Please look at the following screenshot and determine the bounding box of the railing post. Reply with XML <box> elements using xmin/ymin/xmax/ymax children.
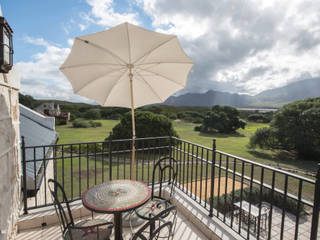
<box><xmin>109</xmin><ymin>132</ymin><xmax>112</xmax><ymax>181</ymax></box>
<box><xmin>310</xmin><ymin>163</ymin><xmax>320</xmax><ymax>240</ymax></box>
<box><xmin>209</xmin><ymin>139</ymin><xmax>216</xmax><ymax>217</ymax></box>
<box><xmin>21</xmin><ymin>136</ymin><xmax>28</xmax><ymax>214</ymax></box>
<box><xmin>169</xmin><ymin>134</ymin><xmax>172</xmax><ymax>160</ymax></box>
<box><xmin>168</xmin><ymin>135</ymin><xmax>173</xmax><ymax>184</ymax></box>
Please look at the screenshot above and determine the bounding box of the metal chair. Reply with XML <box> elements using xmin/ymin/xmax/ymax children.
<box><xmin>260</xmin><ymin>202</ymin><xmax>271</xmax><ymax>232</ymax></box>
<box><xmin>132</xmin><ymin>205</ymin><xmax>177</xmax><ymax>240</ymax></box>
<box><xmin>48</xmin><ymin>179</ymin><xmax>113</xmax><ymax>240</ymax></box>
<box><xmin>135</xmin><ymin>157</ymin><xmax>177</xmax><ymax>220</ymax></box>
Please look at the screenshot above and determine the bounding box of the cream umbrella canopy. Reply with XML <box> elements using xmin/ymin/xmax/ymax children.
<box><xmin>60</xmin><ymin>22</ymin><xmax>193</xmax><ymax>179</ymax></box>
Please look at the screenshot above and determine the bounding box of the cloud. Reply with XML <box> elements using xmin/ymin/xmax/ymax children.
<box><xmin>18</xmin><ymin>0</ymin><xmax>320</xmax><ymax>103</ymax></box>
<box><xmin>79</xmin><ymin>23</ymin><xmax>87</xmax><ymax>31</ymax></box>
<box><xmin>67</xmin><ymin>38</ymin><xmax>74</xmax><ymax>46</ymax></box>
<box><xmin>138</xmin><ymin>0</ymin><xmax>320</xmax><ymax>95</ymax></box>
<box><xmin>16</xmin><ymin>37</ymin><xmax>92</xmax><ymax>103</ymax></box>
<box><xmin>84</xmin><ymin>0</ymin><xmax>140</xmax><ymax>27</ymax></box>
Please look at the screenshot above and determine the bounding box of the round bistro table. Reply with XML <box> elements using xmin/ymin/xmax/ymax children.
<box><xmin>82</xmin><ymin>179</ymin><xmax>151</xmax><ymax>240</ymax></box>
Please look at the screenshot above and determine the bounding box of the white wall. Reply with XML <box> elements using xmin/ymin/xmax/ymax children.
<box><xmin>0</xmin><ymin>67</ymin><xmax>21</xmax><ymax>240</ymax></box>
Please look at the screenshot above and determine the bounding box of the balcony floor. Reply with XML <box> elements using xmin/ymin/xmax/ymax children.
<box><xmin>16</xmin><ymin>211</ymin><xmax>207</xmax><ymax>240</ymax></box>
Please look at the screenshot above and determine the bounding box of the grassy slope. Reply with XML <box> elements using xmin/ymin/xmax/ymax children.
<box><xmin>174</xmin><ymin>121</ymin><xmax>318</xmax><ymax>173</ymax></box>
<box><xmin>56</xmin><ymin>119</ymin><xmax>317</xmax><ymax>201</ymax></box>
<box><xmin>56</xmin><ymin>120</ymin><xmax>317</xmax><ymax>173</ymax></box>
<box><xmin>56</xmin><ymin>120</ymin><xmax>119</xmax><ymax>144</ymax></box>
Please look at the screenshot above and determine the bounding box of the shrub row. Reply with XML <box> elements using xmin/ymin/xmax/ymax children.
<box><xmin>72</xmin><ymin>120</ymin><xmax>102</xmax><ymax>128</ymax></box>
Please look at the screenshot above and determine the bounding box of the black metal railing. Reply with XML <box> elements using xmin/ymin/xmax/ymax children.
<box><xmin>171</xmin><ymin>137</ymin><xmax>320</xmax><ymax>240</ymax></box>
<box><xmin>21</xmin><ymin>136</ymin><xmax>171</xmax><ymax>211</ymax></box>
<box><xmin>21</xmin><ymin>136</ymin><xmax>320</xmax><ymax>240</ymax></box>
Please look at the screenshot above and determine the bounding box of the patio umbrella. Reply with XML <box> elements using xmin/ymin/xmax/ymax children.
<box><xmin>60</xmin><ymin>22</ymin><xmax>193</xmax><ymax>179</ymax></box>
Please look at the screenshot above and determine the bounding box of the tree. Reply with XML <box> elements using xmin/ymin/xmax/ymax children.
<box><xmin>84</xmin><ymin>109</ymin><xmax>101</xmax><ymax>119</ymax></box>
<box><xmin>200</xmin><ymin>105</ymin><xmax>246</xmax><ymax>133</ymax></box>
<box><xmin>250</xmin><ymin>98</ymin><xmax>320</xmax><ymax>159</ymax></box>
<box><xmin>19</xmin><ymin>93</ymin><xmax>36</xmax><ymax>109</ymax></box>
<box><xmin>108</xmin><ymin>111</ymin><xmax>179</xmax><ymax>140</ymax></box>
<box><xmin>248</xmin><ymin>114</ymin><xmax>270</xmax><ymax>123</ymax></box>
<box><xmin>249</xmin><ymin>127</ymin><xmax>278</xmax><ymax>149</ymax></box>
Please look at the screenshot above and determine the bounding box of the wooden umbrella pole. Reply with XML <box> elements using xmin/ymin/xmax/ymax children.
<box><xmin>129</xmin><ymin>68</ymin><xmax>136</xmax><ymax>180</ymax></box>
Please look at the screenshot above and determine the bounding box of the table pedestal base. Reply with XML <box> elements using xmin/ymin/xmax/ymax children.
<box><xmin>114</xmin><ymin>213</ymin><xmax>123</xmax><ymax>240</ymax></box>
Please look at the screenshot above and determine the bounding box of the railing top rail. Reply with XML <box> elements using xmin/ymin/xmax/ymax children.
<box><xmin>215</xmin><ymin>149</ymin><xmax>316</xmax><ymax>184</ymax></box>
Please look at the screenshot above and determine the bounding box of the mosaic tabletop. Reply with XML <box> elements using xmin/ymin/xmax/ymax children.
<box><xmin>82</xmin><ymin>180</ymin><xmax>151</xmax><ymax>213</ymax></box>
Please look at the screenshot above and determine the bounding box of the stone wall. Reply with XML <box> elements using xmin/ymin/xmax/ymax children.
<box><xmin>0</xmin><ymin>67</ymin><xmax>21</xmax><ymax>240</ymax></box>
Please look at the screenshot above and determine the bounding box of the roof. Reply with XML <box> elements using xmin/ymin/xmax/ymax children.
<box><xmin>20</xmin><ymin>104</ymin><xmax>58</xmax><ymax>191</ymax></box>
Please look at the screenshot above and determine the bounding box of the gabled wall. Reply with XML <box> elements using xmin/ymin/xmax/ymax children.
<box><xmin>0</xmin><ymin>67</ymin><xmax>21</xmax><ymax>240</ymax></box>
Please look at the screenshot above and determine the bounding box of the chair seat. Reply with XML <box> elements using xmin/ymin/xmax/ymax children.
<box><xmin>64</xmin><ymin>219</ymin><xmax>112</xmax><ymax>240</ymax></box>
<box><xmin>75</xmin><ymin>218</ymin><xmax>110</xmax><ymax>228</ymax></box>
<box><xmin>135</xmin><ymin>198</ymin><xmax>171</xmax><ymax>220</ymax></box>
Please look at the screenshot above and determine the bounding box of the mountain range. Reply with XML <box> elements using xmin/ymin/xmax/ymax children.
<box><xmin>164</xmin><ymin>78</ymin><xmax>320</xmax><ymax>108</ymax></box>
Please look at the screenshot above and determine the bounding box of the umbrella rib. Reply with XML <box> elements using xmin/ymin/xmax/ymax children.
<box><xmin>74</xmin><ymin>67</ymin><xmax>127</xmax><ymax>93</ymax></box>
<box><xmin>135</xmin><ymin>67</ymin><xmax>186</xmax><ymax>88</ymax></box>
<box><xmin>133</xmin><ymin>70</ymin><xmax>164</xmax><ymax>102</ymax></box>
<box><xmin>133</xmin><ymin>36</ymin><xmax>176</xmax><ymax>65</ymax></box>
<box><xmin>135</xmin><ymin>61</ymin><xmax>194</xmax><ymax>66</ymax></box>
<box><xmin>126</xmin><ymin>22</ymin><xmax>132</xmax><ymax>64</ymax></box>
<box><xmin>103</xmin><ymin>70</ymin><xmax>128</xmax><ymax>106</ymax></box>
<box><xmin>60</xmin><ymin>62</ymin><xmax>125</xmax><ymax>70</ymax></box>
<box><xmin>77</xmin><ymin>37</ymin><xmax>128</xmax><ymax>65</ymax></box>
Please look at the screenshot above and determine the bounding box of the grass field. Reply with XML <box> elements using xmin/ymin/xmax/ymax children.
<box><xmin>53</xmin><ymin>119</ymin><xmax>318</xmax><ymax>204</ymax></box>
<box><xmin>56</xmin><ymin>119</ymin><xmax>119</xmax><ymax>144</ymax></box>
<box><xmin>56</xmin><ymin>119</ymin><xmax>318</xmax><ymax>174</ymax></box>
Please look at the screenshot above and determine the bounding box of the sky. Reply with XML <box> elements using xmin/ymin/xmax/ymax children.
<box><xmin>2</xmin><ymin>0</ymin><xmax>320</xmax><ymax>103</ymax></box>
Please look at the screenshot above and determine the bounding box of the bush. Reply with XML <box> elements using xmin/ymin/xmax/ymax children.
<box><xmin>194</xmin><ymin>126</ymin><xmax>201</xmax><ymax>131</ymax></box>
<box><xmin>200</xmin><ymin>105</ymin><xmax>246</xmax><ymax>133</ymax></box>
<box><xmin>72</xmin><ymin>120</ymin><xmax>102</xmax><ymax>128</ymax></box>
<box><xmin>164</xmin><ymin>112</ymin><xmax>177</xmax><ymax>120</ymax></box>
<box><xmin>249</xmin><ymin>127</ymin><xmax>278</xmax><ymax>149</ymax></box>
<box><xmin>84</xmin><ymin>109</ymin><xmax>101</xmax><ymax>119</ymax></box>
<box><xmin>69</xmin><ymin>113</ymin><xmax>76</xmax><ymax>121</ymax></box>
<box><xmin>106</xmin><ymin>111</ymin><xmax>179</xmax><ymax>148</ymax></box>
<box><xmin>248</xmin><ymin>114</ymin><xmax>270</xmax><ymax>123</ymax></box>
<box><xmin>19</xmin><ymin>93</ymin><xmax>36</xmax><ymax>109</ymax></box>
<box><xmin>89</xmin><ymin>121</ymin><xmax>102</xmax><ymax>128</ymax></box>
<box><xmin>177</xmin><ymin>112</ymin><xmax>186</xmax><ymax>119</ymax></box>
<box><xmin>72</xmin><ymin>120</ymin><xmax>91</xmax><ymax>128</ymax></box>
<box><xmin>101</xmin><ymin>107</ymin><xmax>129</xmax><ymax>119</ymax></box>
<box><xmin>250</xmin><ymin>98</ymin><xmax>320</xmax><ymax>159</ymax></box>
<box><xmin>55</xmin><ymin>118</ymin><xmax>67</xmax><ymax>126</ymax></box>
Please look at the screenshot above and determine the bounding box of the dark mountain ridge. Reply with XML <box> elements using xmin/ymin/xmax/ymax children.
<box><xmin>164</xmin><ymin>78</ymin><xmax>320</xmax><ymax>108</ymax></box>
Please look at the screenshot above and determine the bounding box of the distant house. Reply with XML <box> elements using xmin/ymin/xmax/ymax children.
<box><xmin>35</xmin><ymin>102</ymin><xmax>70</xmax><ymax>122</ymax></box>
<box><xmin>20</xmin><ymin>104</ymin><xmax>58</xmax><ymax>206</ymax></box>
<box><xmin>35</xmin><ymin>102</ymin><xmax>61</xmax><ymax>116</ymax></box>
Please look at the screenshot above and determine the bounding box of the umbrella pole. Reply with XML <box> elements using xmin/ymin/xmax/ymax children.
<box><xmin>129</xmin><ymin>69</ymin><xmax>136</xmax><ymax>180</ymax></box>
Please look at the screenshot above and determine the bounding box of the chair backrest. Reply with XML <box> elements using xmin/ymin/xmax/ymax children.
<box><xmin>132</xmin><ymin>205</ymin><xmax>177</xmax><ymax>240</ymax></box>
<box><xmin>151</xmin><ymin>157</ymin><xmax>178</xmax><ymax>200</ymax></box>
<box><xmin>261</xmin><ymin>202</ymin><xmax>271</xmax><ymax>216</ymax></box>
<box><xmin>48</xmin><ymin>179</ymin><xmax>74</xmax><ymax>235</ymax></box>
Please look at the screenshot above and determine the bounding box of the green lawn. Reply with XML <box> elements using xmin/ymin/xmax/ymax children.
<box><xmin>56</xmin><ymin>119</ymin><xmax>119</xmax><ymax>144</ymax></box>
<box><xmin>56</xmin><ymin>119</ymin><xmax>317</xmax><ymax>174</ymax></box>
<box><xmin>174</xmin><ymin>121</ymin><xmax>318</xmax><ymax>174</ymax></box>
<box><xmin>55</xmin><ymin>119</ymin><xmax>317</xmax><ymax>202</ymax></box>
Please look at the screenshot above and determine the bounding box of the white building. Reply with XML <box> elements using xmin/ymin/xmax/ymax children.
<box><xmin>20</xmin><ymin>104</ymin><xmax>58</xmax><ymax>207</ymax></box>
